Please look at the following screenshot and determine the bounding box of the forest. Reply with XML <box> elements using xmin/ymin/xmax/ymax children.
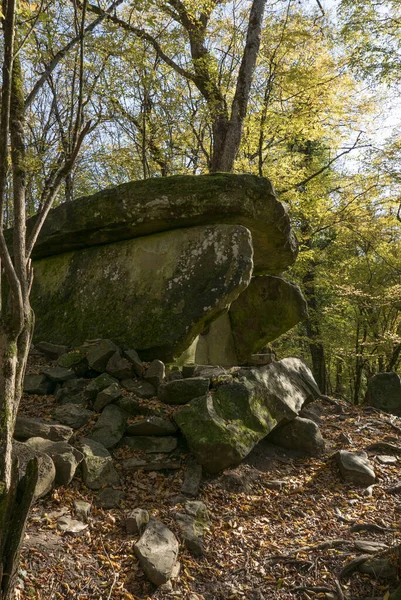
<box><xmin>1</xmin><ymin>1</ymin><xmax>401</xmax><ymax>599</ymax></box>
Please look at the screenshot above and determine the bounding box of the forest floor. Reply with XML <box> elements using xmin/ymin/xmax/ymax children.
<box><xmin>16</xmin><ymin>359</ymin><xmax>401</xmax><ymax>600</ymax></box>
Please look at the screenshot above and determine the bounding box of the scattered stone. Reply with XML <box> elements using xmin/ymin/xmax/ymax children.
<box><xmin>377</xmin><ymin>455</ymin><xmax>397</xmax><ymax>465</ymax></box>
<box><xmin>363</xmin><ymin>485</ymin><xmax>375</xmax><ymax>497</ymax></box>
<box><xmin>96</xmin><ymin>487</ymin><xmax>124</xmax><ymax>509</ymax></box>
<box><xmin>265</xmin><ymin>480</ymin><xmax>285</xmax><ymax>491</ymax></box>
<box><xmin>35</xmin><ymin>341</ymin><xmax>70</xmax><ymax>359</ymax></box>
<box><xmin>182</xmin><ymin>364</ymin><xmax>196</xmax><ymax>378</ymax></box>
<box><xmin>365</xmin><ymin>372</ymin><xmax>401</xmax><ymax>416</ymax></box>
<box><xmin>126</xmin><ymin>508</ymin><xmax>150</xmax><ymax>535</ymax></box>
<box><xmin>89</xmin><ymin>404</ymin><xmax>127</xmax><ymax>449</ymax></box>
<box><xmin>158</xmin><ymin>377</ymin><xmax>210</xmax><ymax>405</ymax></box>
<box><xmin>13</xmin><ymin>440</ymin><xmax>56</xmax><ymax>500</ymax></box>
<box><xmin>174</xmin><ymin>357</ymin><xmax>320</xmax><ymax>473</ymax></box>
<box><xmin>120</xmin><ymin>379</ymin><xmax>156</xmax><ymax>399</ymax></box>
<box><xmin>58</xmin><ymin>350</ymin><xmax>88</xmax><ymax>377</ymax></box>
<box><xmin>115</xmin><ymin>396</ymin><xmax>141</xmax><ymax>415</ymax></box>
<box><xmin>181</xmin><ymin>460</ymin><xmax>202</xmax><ymax>496</ymax></box>
<box><xmin>124</xmin><ymin>349</ymin><xmax>144</xmax><ymax>377</ymax></box>
<box><xmin>299</xmin><ymin>402</ymin><xmax>324</xmax><ymax>424</ymax></box>
<box><xmin>25</xmin><ymin>437</ymin><xmax>83</xmax><ymax>486</ymax></box>
<box><xmin>134</xmin><ymin>518</ymin><xmax>179</xmax><ymax>586</ymax></box>
<box><xmin>126</xmin><ymin>416</ymin><xmax>177</xmax><ymax>436</ymax></box>
<box><xmin>121</xmin><ymin>455</ymin><xmax>181</xmax><ymax>471</ymax></box>
<box><xmin>85</xmin><ymin>339</ymin><xmax>119</xmax><ymax>373</ymax></box>
<box><xmin>184</xmin><ymin>500</ymin><xmax>210</xmax><ymax>523</ymax></box>
<box><xmin>168</xmin><ymin>368</ymin><xmax>183</xmax><ymax>382</ymax></box>
<box><xmin>93</xmin><ymin>383</ymin><xmax>122</xmax><ymax>412</ymax></box>
<box><xmin>216</xmin><ymin>472</ymin><xmax>252</xmax><ymax>493</ymax></box>
<box><xmin>85</xmin><ymin>373</ymin><xmax>118</xmax><ymax>400</ymax></box>
<box><xmin>120</xmin><ymin>436</ymin><xmax>177</xmax><ymax>453</ymax></box>
<box><xmin>336</xmin><ymin>450</ymin><xmax>376</xmax><ymax>487</ymax></box>
<box><xmin>78</xmin><ymin>438</ymin><xmax>120</xmax><ymax>490</ymax></box>
<box><xmin>267</xmin><ymin>417</ymin><xmax>326</xmax><ymax>456</ymax></box>
<box><xmin>41</xmin><ymin>366</ymin><xmax>76</xmax><ymax>383</ymax></box>
<box><xmin>53</xmin><ymin>404</ymin><xmax>94</xmax><ymax>430</ymax></box>
<box><xmin>57</xmin><ymin>515</ymin><xmax>88</xmax><ymax>534</ymax></box>
<box><xmin>23</xmin><ymin>374</ymin><xmax>54</xmax><ymax>395</ymax></box>
<box><xmin>175</xmin><ymin>513</ymin><xmax>204</xmax><ymax>556</ymax></box>
<box><xmin>387</xmin><ymin>481</ymin><xmax>401</xmax><ymax>494</ymax></box>
<box><xmin>144</xmin><ymin>360</ymin><xmax>165</xmax><ymax>389</ymax></box>
<box><xmin>247</xmin><ymin>354</ymin><xmax>274</xmax><ymax>366</ymax></box>
<box><xmin>106</xmin><ymin>351</ymin><xmax>134</xmax><ymax>380</ymax></box>
<box><xmin>74</xmin><ymin>499</ymin><xmax>91</xmax><ymax>522</ymax></box>
<box><xmin>354</xmin><ymin>540</ymin><xmax>389</xmax><ymax>554</ymax></box>
<box><xmin>192</xmin><ymin>365</ymin><xmax>227</xmax><ymax>379</ymax></box>
<box><xmin>15</xmin><ymin>416</ymin><xmax>73</xmax><ymax>442</ymax></box>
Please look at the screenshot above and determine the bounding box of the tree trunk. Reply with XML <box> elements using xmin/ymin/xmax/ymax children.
<box><xmin>0</xmin><ymin>331</ymin><xmax>38</xmax><ymax>600</ymax></box>
<box><xmin>303</xmin><ymin>267</ymin><xmax>327</xmax><ymax>394</ymax></box>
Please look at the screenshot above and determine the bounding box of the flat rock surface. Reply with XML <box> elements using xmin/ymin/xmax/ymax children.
<box><xmin>32</xmin><ymin>224</ymin><xmax>253</xmax><ymax>361</ymax></box>
<box><xmin>25</xmin><ymin>173</ymin><xmax>297</xmax><ymax>274</ymax></box>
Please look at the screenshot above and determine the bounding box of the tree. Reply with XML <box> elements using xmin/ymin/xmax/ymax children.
<box><xmin>0</xmin><ymin>2</ymin><xmax>90</xmax><ymax>596</ymax></box>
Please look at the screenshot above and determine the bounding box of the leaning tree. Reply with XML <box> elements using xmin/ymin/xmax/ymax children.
<box><xmin>0</xmin><ymin>1</ymin><xmax>91</xmax><ymax>596</ymax></box>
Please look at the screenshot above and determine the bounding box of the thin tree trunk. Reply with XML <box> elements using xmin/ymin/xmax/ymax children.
<box><xmin>303</xmin><ymin>267</ymin><xmax>327</xmax><ymax>394</ymax></box>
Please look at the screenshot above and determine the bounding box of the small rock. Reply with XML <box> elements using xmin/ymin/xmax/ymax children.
<box><xmin>144</xmin><ymin>360</ymin><xmax>165</xmax><ymax>389</ymax></box>
<box><xmin>120</xmin><ymin>379</ymin><xmax>156</xmax><ymax>399</ymax></box>
<box><xmin>96</xmin><ymin>487</ymin><xmax>124</xmax><ymax>509</ymax></box>
<box><xmin>15</xmin><ymin>416</ymin><xmax>73</xmax><ymax>442</ymax></box>
<box><xmin>168</xmin><ymin>369</ymin><xmax>183</xmax><ymax>381</ymax></box>
<box><xmin>23</xmin><ymin>374</ymin><xmax>54</xmax><ymax>395</ymax></box>
<box><xmin>58</xmin><ymin>350</ymin><xmax>88</xmax><ymax>377</ymax></box>
<box><xmin>354</xmin><ymin>539</ymin><xmax>389</xmax><ymax>554</ymax></box>
<box><xmin>57</xmin><ymin>515</ymin><xmax>88</xmax><ymax>534</ymax></box>
<box><xmin>247</xmin><ymin>354</ymin><xmax>274</xmax><ymax>366</ymax></box>
<box><xmin>53</xmin><ymin>404</ymin><xmax>94</xmax><ymax>430</ymax></box>
<box><xmin>120</xmin><ymin>436</ymin><xmax>177</xmax><ymax>453</ymax></box>
<box><xmin>158</xmin><ymin>377</ymin><xmax>210</xmax><ymax>405</ymax></box>
<box><xmin>299</xmin><ymin>402</ymin><xmax>324</xmax><ymax>424</ymax></box>
<box><xmin>115</xmin><ymin>396</ymin><xmax>141</xmax><ymax>415</ymax></box>
<box><xmin>85</xmin><ymin>373</ymin><xmax>118</xmax><ymax>400</ymax></box>
<box><xmin>336</xmin><ymin>450</ymin><xmax>376</xmax><ymax>487</ymax></box>
<box><xmin>41</xmin><ymin>367</ymin><xmax>76</xmax><ymax>383</ymax></box>
<box><xmin>89</xmin><ymin>404</ymin><xmax>127</xmax><ymax>449</ymax></box>
<box><xmin>268</xmin><ymin>417</ymin><xmax>326</xmax><ymax>456</ymax></box>
<box><xmin>363</xmin><ymin>485</ymin><xmax>375</xmax><ymax>497</ymax></box>
<box><xmin>182</xmin><ymin>364</ymin><xmax>196</xmax><ymax>378</ymax></box>
<box><xmin>13</xmin><ymin>441</ymin><xmax>56</xmax><ymax>500</ymax></box>
<box><xmin>121</xmin><ymin>455</ymin><xmax>181</xmax><ymax>471</ymax></box>
<box><xmin>184</xmin><ymin>500</ymin><xmax>210</xmax><ymax>523</ymax></box>
<box><xmin>193</xmin><ymin>365</ymin><xmax>227</xmax><ymax>379</ymax></box>
<box><xmin>181</xmin><ymin>460</ymin><xmax>202</xmax><ymax>496</ymax></box>
<box><xmin>35</xmin><ymin>341</ymin><xmax>70</xmax><ymax>359</ymax></box>
<box><xmin>265</xmin><ymin>480</ymin><xmax>285</xmax><ymax>491</ymax></box>
<box><xmin>106</xmin><ymin>352</ymin><xmax>134</xmax><ymax>380</ymax></box>
<box><xmin>85</xmin><ymin>339</ymin><xmax>119</xmax><ymax>373</ymax></box>
<box><xmin>134</xmin><ymin>518</ymin><xmax>179</xmax><ymax>586</ymax></box>
<box><xmin>126</xmin><ymin>416</ymin><xmax>177</xmax><ymax>436</ymax></box>
<box><xmin>25</xmin><ymin>438</ymin><xmax>83</xmax><ymax>486</ymax></box>
<box><xmin>126</xmin><ymin>508</ymin><xmax>149</xmax><ymax>534</ymax></box>
<box><xmin>377</xmin><ymin>455</ymin><xmax>398</xmax><ymax>465</ymax></box>
<box><xmin>359</xmin><ymin>557</ymin><xmax>397</xmax><ymax>579</ymax></box>
<box><xmin>74</xmin><ymin>499</ymin><xmax>91</xmax><ymax>522</ymax></box>
<box><xmin>175</xmin><ymin>513</ymin><xmax>204</xmax><ymax>556</ymax></box>
<box><xmin>124</xmin><ymin>349</ymin><xmax>144</xmax><ymax>377</ymax></box>
<box><xmin>387</xmin><ymin>481</ymin><xmax>401</xmax><ymax>494</ymax></box>
<box><xmin>78</xmin><ymin>438</ymin><xmax>120</xmax><ymax>490</ymax></box>
<box><xmin>93</xmin><ymin>383</ymin><xmax>122</xmax><ymax>412</ymax></box>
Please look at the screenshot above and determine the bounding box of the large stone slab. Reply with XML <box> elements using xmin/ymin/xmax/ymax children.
<box><xmin>25</xmin><ymin>174</ymin><xmax>297</xmax><ymax>275</ymax></box>
<box><xmin>31</xmin><ymin>224</ymin><xmax>253</xmax><ymax>361</ymax></box>
<box><xmin>195</xmin><ymin>276</ymin><xmax>307</xmax><ymax>366</ymax></box>
<box><xmin>174</xmin><ymin>358</ymin><xmax>320</xmax><ymax>473</ymax></box>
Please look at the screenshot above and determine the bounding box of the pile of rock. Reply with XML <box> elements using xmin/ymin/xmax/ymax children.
<box><xmin>18</xmin><ymin>338</ymin><xmax>328</xmax><ymax>587</ymax></box>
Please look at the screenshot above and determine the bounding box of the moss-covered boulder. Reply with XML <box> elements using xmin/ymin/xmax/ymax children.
<box><xmin>194</xmin><ymin>276</ymin><xmax>307</xmax><ymax>366</ymax></box>
<box><xmin>174</xmin><ymin>358</ymin><xmax>320</xmax><ymax>472</ymax></box>
<box><xmin>31</xmin><ymin>224</ymin><xmax>253</xmax><ymax>361</ymax></box>
<box><xmin>229</xmin><ymin>276</ymin><xmax>307</xmax><ymax>363</ymax></box>
<box><xmin>25</xmin><ymin>174</ymin><xmax>297</xmax><ymax>275</ymax></box>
